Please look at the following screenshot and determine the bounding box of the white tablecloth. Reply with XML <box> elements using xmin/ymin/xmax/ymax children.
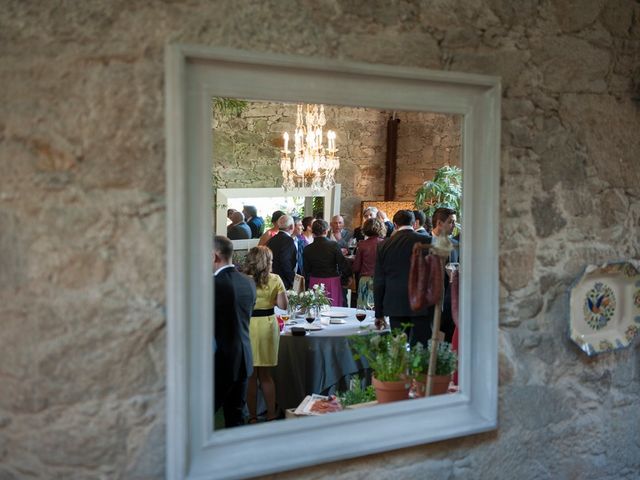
<box><xmin>276</xmin><ymin>306</ymin><xmax>385</xmax><ymax>337</ymax></box>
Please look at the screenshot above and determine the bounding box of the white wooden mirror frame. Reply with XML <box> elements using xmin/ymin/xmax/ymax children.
<box><xmin>165</xmin><ymin>45</ymin><xmax>500</xmax><ymax>480</ymax></box>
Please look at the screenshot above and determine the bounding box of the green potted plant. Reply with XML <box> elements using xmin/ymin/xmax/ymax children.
<box><xmin>414</xmin><ymin>165</ymin><xmax>462</xmax><ymax>222</ymax></box>
<box><xmin>410</xmin><ymin>340</ymin><xmax>457</xmax><ymax>396</ymax></box>
<box><xmin>350</xmin><ymin>329</ymin><xmax>412</xmax><ymax>403</ymax></box>
<box><xmin>337</xmin><ymin>376</ymin><xmax>377</xmax><ymax>408</ymax></box>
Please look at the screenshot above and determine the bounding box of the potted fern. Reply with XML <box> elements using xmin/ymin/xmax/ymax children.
<box><xmin>350</xmin><ymin>330</ymin><xmax>412</xmax><ymax>403</ymax></box>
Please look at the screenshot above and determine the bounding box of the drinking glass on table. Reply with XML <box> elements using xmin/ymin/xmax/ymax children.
<box><xmin>282</xmin><ymin>303</ymin><xmax>296</xmax><ymax>324</ymax></box>
<box><xmin>305</xmin><ymin>306</ymin><xmax>318</xmax><ymax>328</ymax></box>
<box><xmin>365</xmin><ymin>298</ymin><xmax>375</xmax><ymax>319</ymax></box>
<box><xmin>355</xmin><ymin>304</ymin><xmax>367</xmax><ymax>333</ymax></box>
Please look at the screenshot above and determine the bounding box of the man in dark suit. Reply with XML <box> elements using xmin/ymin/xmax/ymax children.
<box><xmin>431</xmin><ymin>207</ymin><xmax>459</xmax><ymax>343</ymax></box>
<box><xmin>213</xmin><ymin>235</ymin><xmax>256</xmax><ymax>428</ymax></box>
<box><xmin>374</xmin><ymin>210</ymin><xmax>432</xmax><ymax>346</ymax></box>
<box><xmin>266</xmin><ymin>214</ymin><xmax>297</xmax><ymax>290</ymax></box>
<box><xmin>242</xmin><ymin>205</ymin><xmax>264</xmax><ymax>239</ymax></box>
<box><xmin>412</xmin><ymin>210</ymin><xmax>429</xmax><ymax>235</ymax></box>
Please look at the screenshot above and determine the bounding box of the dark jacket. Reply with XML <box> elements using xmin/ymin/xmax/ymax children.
<box><xmin>352</xmin><ymin>236</ymin><xmax>383</xmax><ymax>277</ymax></box>
<box><xmin>214</xmin><ymin>267</ymin><xmax>256</xmax><ymax>385</ymax></box>
<box><xmin>246</xmin><ymin>216</ymin><xmax>264</xmax><ymax>239</ymax></box>
<box><xmin>227</xmin><ymin>222</ymin><xmax>251</xmax><ymax>240</ymax></box>
<box><xmin>303</xmin><ymin>236</ymin><xmax>351</xmax><ymax>284</ymax></box>
<box><xmin>266</xmin><ymin>231</ymin><xmax>297</xmax><ymax>290</ymax></box>
<box><xmin>374</xmin><ymin>228</ymin><xmax>431</xmax><ymax>318</ymax></box>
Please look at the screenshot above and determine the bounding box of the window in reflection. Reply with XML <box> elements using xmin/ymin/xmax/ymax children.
<box><xmin>212</xmin><ymin>99</ymin><xmax>462</xmax><ymax>430</ymax></box>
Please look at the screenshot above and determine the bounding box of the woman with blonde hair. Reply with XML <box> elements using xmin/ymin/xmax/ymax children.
<box><xmin>244</xmin><ymin>246</ymin><xmax>288</xmax><ymax>423</ymax></box>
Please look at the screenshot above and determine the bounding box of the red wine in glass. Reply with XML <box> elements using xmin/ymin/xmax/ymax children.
<box><xmin>355</xmin><ymin>308</ymin><xmax>366</xmax><ymax>332</ymax></box>
<box><xmin>305</xmin><ymin>315</ymin><xmax>315</xmax><ymax>325</ymax></box>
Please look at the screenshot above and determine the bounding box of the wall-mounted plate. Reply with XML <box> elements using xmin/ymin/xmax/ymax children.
<box><xmin>569</xmin><ymin>261</ymin><xmax>640</xmax><ymax>356</ymax></box>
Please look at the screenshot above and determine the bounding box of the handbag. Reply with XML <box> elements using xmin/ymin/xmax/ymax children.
<box><xmin>408</xmin><ymin>243</ymin><xmax>443</xmax><ymax>311</ymax></box>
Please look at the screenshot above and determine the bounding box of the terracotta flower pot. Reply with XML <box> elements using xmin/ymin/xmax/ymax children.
<box><xmin>371</xmin><ymin>375</ymin><xmax>411</xmax><ymax>403</ymax></box>
<box><xmin>412</xmin><ymin>374</ymin><xmax>451</xmax><ymax>397</ymax></box>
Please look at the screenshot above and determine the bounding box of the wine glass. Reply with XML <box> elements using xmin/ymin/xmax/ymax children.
<box><xmin>365</xmin><ymin>298</ymin><xmax>375</xmax><ymax>318</ymax></box>
<box><xmin>305</xmin><ymin>307</ymin><xmax>316</xmax><ymax>329</ymax></box>
<box><xmin>355</xmin><ymin>307</ymin><xmax>367</xmax><ymax>333</ymax></box>
<box><xmin>282</xmin><ymin>303</ymin><xmax>295</xmax><ymax>324</ymax></box>
<box><xmin>348</xmin><ymin>237</ymin><xmax>357</xmax><ymax>256</ymax></box>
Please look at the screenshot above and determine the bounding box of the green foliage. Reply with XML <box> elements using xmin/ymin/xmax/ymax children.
<box><xmin>212</xmin><ymin>97</ymin><xmax>248</xmax><ymax>117</ymax></box>
<box><xmin>350</xmin><ymin>329</ymin><xmax>410</xmax><ymax>382</ymax></box>
<box><xmin>337</xmin><ymin>376</ymin><xmax>376</xmax><ymax>407</ymax></box>
<box><xmin>410</xmin><ymin>340</ymin><xmax>457</xmax><ymax>376</ymax></box>
<box><xmin>312</xmin><ymin>196</ymin><xmax>325</xmax><ymax>218</ymax></box>
<box><xmin>232</xmin><ymin>250</ymin><xmax>247</xmax><ymax>268</ymax></box>
<box><xmin>414</xmin><ymin>165</ymin><xmax>462</xmax><ymax>220</ymax></box>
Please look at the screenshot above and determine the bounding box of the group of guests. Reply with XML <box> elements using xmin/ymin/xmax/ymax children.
<box><xmin>226</xmin><ymin>205</ymin><xmax>265</xmax><ymax>240</ymax></box>
<box><xmin>214</xmin><ymin>205</ymin><xmax>459</xmax><ymax>428</ymax></box>
<box><xmin>372</xmin><ymin>208</ymin><xmax>458</xmax><ymax>348</ymax></box>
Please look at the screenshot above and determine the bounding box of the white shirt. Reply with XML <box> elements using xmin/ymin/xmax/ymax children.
<box><xmin>214</xmin><ymin>264</ymin><xmax>235</xmax><ymax>276</ymax></box>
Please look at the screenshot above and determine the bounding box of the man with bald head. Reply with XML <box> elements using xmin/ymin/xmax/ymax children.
<box><xmin>328</xmin><ymin>214</ymin><xmax>352</xmax><ymax>252</ymax></box>
<box><xmin>227</xmin><ymin>211</ymin><xmax>251</xmax><ymax>240</ymax></box>
<box><xmin>266</xmin><ymin>214</ymin><xmax>298</xmax><ymax>289</ymax></box>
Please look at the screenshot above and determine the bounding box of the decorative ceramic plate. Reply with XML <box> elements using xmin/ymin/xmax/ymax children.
<box><xmin>569</xmin><ymin>261</ymin><xmax>640</xmax><ymax>356</ymax></box>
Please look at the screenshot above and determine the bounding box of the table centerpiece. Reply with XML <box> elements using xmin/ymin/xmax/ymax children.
<box><xmin>286</xmin><ymin>283</ymin><xmax>331</xmax><ymax>324</ymax></box>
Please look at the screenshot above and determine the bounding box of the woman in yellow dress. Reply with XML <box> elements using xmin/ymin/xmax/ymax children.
<box><xmin>244</xmin><ymin>246</ymin><xmax>288</xmax><ymax>423</ymax></box>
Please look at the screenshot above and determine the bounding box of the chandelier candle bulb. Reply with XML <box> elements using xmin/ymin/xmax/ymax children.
<box><xmin>280</xmin><ymin>103</ymin><xmax>339</xmax><ymax>191</ymax></box>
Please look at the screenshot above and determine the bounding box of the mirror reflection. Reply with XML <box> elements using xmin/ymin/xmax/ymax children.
<box><xmin>212</xmin><ymin>99</ymin><xmax>462</xmax><ymax>430</ymax></box>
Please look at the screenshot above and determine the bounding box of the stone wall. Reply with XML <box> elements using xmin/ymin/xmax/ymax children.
<box><xmin>214</xmin><ymin>102</ymin><xmax>460</xmax><ymax>227</ymax></box>
<box><xmin>1</xmin><ymin>1</ymin><xmax>639</xmax><ymax>479</ymax></box>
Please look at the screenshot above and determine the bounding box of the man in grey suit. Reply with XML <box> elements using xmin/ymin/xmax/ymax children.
<box><xmin>213</xmin><ymin>235</ymin><xmax>256</xmax><ymax>427</ymax></box>
<box><xmin>374</xmin><ymin>210</ymin><xmax>432</xmax><ymax>345</ymax></box>
<box><xmin>226</xmin><ymin>211</ymin><xmax>252</xmax><ymax>240</ymax></box>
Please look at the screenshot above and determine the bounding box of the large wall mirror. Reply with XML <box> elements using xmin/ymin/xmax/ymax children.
<box><xmin>165</xmin><ymin>45</ymin><xmax>500</xmax><ymax>479</ymax></box>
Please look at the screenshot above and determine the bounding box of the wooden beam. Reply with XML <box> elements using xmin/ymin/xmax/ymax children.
<box><xmin>384</xmin><ymin>116</ymin><xmax>400</xmax><ymax>201</ymax></box>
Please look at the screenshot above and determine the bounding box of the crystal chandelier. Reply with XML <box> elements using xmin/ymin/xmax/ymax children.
<box><xmin>280</xmin><ymin>104</ymin><xmax>339</xmax><ymax>191</ymax></box>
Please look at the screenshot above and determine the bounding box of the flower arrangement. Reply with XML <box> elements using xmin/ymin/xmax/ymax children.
<box><xmin>350</xmin><ymin>329</ymin><xmax>410</xmax><ymax>382</ymax></box>
<box><xmin>286</xmin><ymin>284</ymin><xmax>332</xmax><ymax>312</ymax></box>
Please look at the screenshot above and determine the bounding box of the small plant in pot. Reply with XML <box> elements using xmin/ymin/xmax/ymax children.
<box><xmin>336</xmin><ymin>376</ymin><xmax>376</xmax><ymax>408</ymax></box>
<box><xmin>410</xmin><ymin>340</ymin><xmax>457</xmax><ymax>397</ymax></box>
<box><xmin>350</xmin><ymin>329</ymin><xmax>412</xmax><ymax>403</ymax></box>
